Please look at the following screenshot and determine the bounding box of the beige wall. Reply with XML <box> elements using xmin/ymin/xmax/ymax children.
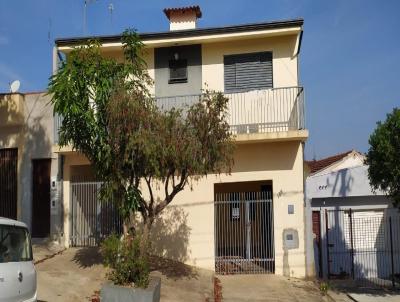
<box><xmin>149</xmin><ymin>140</ymin><xmax>306</xmax><ymax>277</ymax></box>
<box><xmin>61</xmin><ymin>140</ymin><xmax>307</xmax><ymax>277</ymax></box>
<box><xmin>98</xmin><ymin>47</ymin><xmax>155</xmax><ymax>95</ymax></box>
<box><xmin>0</xmin><ymin>93</ymin><xmax>56</xmax><ymax>231</ymax></box>
<box><xmin>99</xmin><ymin>34</ymin><xmax>298</xmax><ymax>95</ymax></box>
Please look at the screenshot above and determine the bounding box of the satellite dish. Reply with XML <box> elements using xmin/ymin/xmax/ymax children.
<box><xmin>10</xmin><ymin>80</ymin><xmax>20</xmax><ymax>93</ymax></box>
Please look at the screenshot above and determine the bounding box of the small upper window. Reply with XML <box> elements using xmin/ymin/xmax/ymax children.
<box><xmin>169</xmin><ymin>59</ymin><xmax>188</xmax><ymax>84</ymax></box>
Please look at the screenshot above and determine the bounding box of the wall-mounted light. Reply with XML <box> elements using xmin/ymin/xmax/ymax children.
<box><xmin>174</xmin><ymin>52</ymin><xmax>179</xmax><ymax>61</ymax></box>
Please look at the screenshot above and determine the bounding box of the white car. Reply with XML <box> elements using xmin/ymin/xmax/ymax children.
<box><xmin>0</xmin><ymin>217</ymin><xmax>37</xmax><ymax>302</ymax></box>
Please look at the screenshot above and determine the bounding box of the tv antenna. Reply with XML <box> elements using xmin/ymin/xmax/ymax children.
<box><xmin>9</xmin><ymin>80</ymin><xmax>21</xmax><ymax>93</ymax></box>
<box><xmin>108</xmin><ymin>2</ymin><xmax>114</xmax><ymax>27</ymax></box>
<box><xmin>83</xmin><ymin>0</ymin><xmax>97</xmax><ymax>34</ymax></box>
<box><xmin>48</xmin><ymin>18</ymin><xmax>52</xmax><ymax>44</ymax></box>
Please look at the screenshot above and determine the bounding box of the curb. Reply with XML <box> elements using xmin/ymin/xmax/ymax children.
<box><xmin>34</xmin><ymin>248</ymin><xmax>67</xmax><ymax>265</ymax></box>
<box><xmin>326</xmin><ymin>289</ymin><xmax>356</xmax><ymax>302</ymax></box>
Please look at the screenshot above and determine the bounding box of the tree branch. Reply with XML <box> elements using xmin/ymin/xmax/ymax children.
<box><xmin>155</xmin><ymin>169</ymin><xmax>187</xmax><ymax>215</ymax></box>
<box><xmin>145</xmin><ymin>176</ymin><xmax>154</xmax><ymax>212</ymax></box>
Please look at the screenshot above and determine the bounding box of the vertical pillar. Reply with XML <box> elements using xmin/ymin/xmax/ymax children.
<box><xmin>349</xmin><ymin>209</ymin><xmax>355</xmax><ymax>279</ymax></box>
<box><xmin>389</xmin><ymin>216</ymin><xmax>395</xmax><ymax>288</ymax></box>
<box><xmin>52</xmin><ymin>46</ymin><xmax>59</xmax><ymax>75</ymax></box>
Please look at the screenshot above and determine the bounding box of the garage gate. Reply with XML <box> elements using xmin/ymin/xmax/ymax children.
<box><xmin>214</xmin><ymin>191</ymin><xmax>274</xmax><ymax>274</ymax></box>
<box><xmin>0</xmin><ymin>148</ymin><xmax>17</xmax><ymax>219</ymax></box>
<box><xmin>315</xmin><ymin>209</ymin><xmax>400</xmax><ymax>288</ymax></box>
<box><xmin>70</xmin><ymin>181</ymin><xmax>122</xmax><ymax>246</ymax></box>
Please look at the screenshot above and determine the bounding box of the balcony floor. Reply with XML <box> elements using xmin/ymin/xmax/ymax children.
<box><xmin>235</xmin><ymin>129</ymin><xmax>308</xmax><ymax>144</ymax></box>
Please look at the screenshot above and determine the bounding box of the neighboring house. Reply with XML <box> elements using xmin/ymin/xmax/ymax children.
<box><xmin>305</xmin><ymin>150</ymin><xmax>365</xmax><ymax>177</ymax></box>
<box><xmin>52</xmin><ymin>6</ymin><xmax>309</xmax><ymax>277</ymax></box>
<box><xmin>304</xmin><ymin>150</ymin><xmax>400</xmax><ymax>287</ymax></box>
<box><xmin>0</xmin><ymin>92</ymin><xmax>62</xmax><ymax>240</ymax></box>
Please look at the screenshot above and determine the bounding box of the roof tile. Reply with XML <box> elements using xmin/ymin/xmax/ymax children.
<box><xmin>306</xmin><ymin>150</ymin><xmax>354</xmax><ymax>174</ymax></box>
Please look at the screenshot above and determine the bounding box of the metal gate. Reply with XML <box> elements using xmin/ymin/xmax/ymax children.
<box><xmin>70</xmin><ymin>181</ymin><xmax>122</xmax><ymax>246</ymax></box>
<box><xmin>0</xmin><ymin>148</ymin><xmax>18</xmax><ymax>219</ymax></box>
<box><xmin>324</xmin><ymin>209</ymin><xmax>400</xmax><ymax>288</ymax></box>
<box><xmin>214</xmin><ymin>191</ymin><xmax>274</xmax><ymax>274</ymax></box>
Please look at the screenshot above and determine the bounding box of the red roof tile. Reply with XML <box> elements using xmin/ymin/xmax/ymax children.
<box><xmin>306</xmin><ymin>150</ymin><xmax>354</xmax><ymax>174</ymax></box>
<box><xmin>163</xmin><ymin>6</ymin><xmax>202</xmax><ymax>19</ymax></box>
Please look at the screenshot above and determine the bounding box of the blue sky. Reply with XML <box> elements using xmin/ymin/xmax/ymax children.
<box><xmin>0</xmin><ymin>0</ymin><xmax>399</xmax><ymax>159</ymax></box>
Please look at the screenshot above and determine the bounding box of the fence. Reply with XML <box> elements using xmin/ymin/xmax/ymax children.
<box><xmin>54</xmin><ymin>87</ymin><xmax>305</xmax><ymax>144</ymax></box>
<box><xmin>70</xmin><ymin>181</ymin><xmax>122</xmax><ymax>247</ymax></box>
<box><xmin>319</xmin><ymin>208</ymin><xmax>400</xmax><ymax>288</ymax></box>
<box><xmin>214</xmin><ymin>191</ymin><xmax>274</xmax><ymax>274</ymax></box>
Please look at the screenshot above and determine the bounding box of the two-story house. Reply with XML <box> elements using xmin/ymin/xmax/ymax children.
<box><xmin>52</xmin><ymin>6</ymin><xmax>309</xmax><ymax>278</ymax></box>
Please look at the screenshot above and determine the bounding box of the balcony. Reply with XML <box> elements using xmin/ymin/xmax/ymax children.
<box><xmin>54</xmin><ymin>86</ymin><xmax>306</xmax><ymax>145</ymax></box>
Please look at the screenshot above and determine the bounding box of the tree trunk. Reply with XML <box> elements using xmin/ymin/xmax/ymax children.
<box><xmin>140</xmin><ymin>218</ymin><xmax>153</xmax><ymax>259</ymax></box>
<box><xmin>123</xmin><ymin>220</ymin><xmax>129</xmax><ymax>237</ymax></box>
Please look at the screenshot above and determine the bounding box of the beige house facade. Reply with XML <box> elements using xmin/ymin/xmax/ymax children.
<box><xmin>0</xmin><ymin>92</ymin><xmax>61</xmax><ymax>239</ymax></box>
<box><xmin>52</xmin><ymin>6</ymin><xmax>309</xmax><ymax>278</ymax></box>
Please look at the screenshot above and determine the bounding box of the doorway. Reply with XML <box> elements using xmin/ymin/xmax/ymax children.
<box><xmin>32</xmin><ymin>159</ymin><xmax>51</xmax><ymax>238</ymax></box>
<box><xmin>214</xmin><ymin>181</ymin><xmax>274</xmax><ymax>274</ymax></box>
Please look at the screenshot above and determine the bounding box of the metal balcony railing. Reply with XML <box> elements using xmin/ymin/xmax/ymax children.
<box><xmin>54</xmin><ymin>86</ymin><xmax>305</xmax><ymax>143</ymax></box>
<box><xmin>156</xmin><ymin>86</ymin><xmax>305</xmax><ymax>135</ymax></box>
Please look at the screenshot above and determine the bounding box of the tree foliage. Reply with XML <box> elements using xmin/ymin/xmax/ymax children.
<box><xmin>106</xmin><ymin>87</ymin><xmax>234</xmax><ymax>228</ymax></box>
<box><xmin>366</xmin><ymin>108</ymin><xmax>400</xmax><ymax>207</ymax></box>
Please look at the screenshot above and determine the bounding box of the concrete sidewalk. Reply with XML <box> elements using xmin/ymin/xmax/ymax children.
<box><xmin>32</xmin><ymin>238</ymin><xmax>65</xmax><ymax>263</ymax></box>
<box><xmin>328</xmin><ymin>289</ymin><xmax>400</xmax><ymax>302</ymax></box>
<box><xmin>218</xmin><ymin>274</ymin><xmax>327</xmax><ymax>301</ymax></box>
<box><xmin>36</xmin><ymin>247</ymin><xmax>107</xmax><ymax>302</ymax></box>
<box><xmin>328</xmin><ymin>280</ymin><xmax>400</xmax><ymax>302</ymax></box>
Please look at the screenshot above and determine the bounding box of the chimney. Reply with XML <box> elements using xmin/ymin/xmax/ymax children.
<box><xmin>163</xmin><ymin>6</ymin><xmax>202</xmax><ymax>31</ymax></box>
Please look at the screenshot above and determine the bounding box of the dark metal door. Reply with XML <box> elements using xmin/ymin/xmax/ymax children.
<box><xmin>0</xmin><ymin>148</ymin><xmax>18</xmax><ymax>219</ymax></box>
<box><xmin>32</xmin><ymin>159</ymin><xmax>51</xmax><ymax>237</ymax></box>
<box><xmin>312</xmin><ymin>211</ymin><xmax>322</xmax><ymax>277</ymax></box>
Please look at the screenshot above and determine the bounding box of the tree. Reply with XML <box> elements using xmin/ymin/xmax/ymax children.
<box><xmin>366</xmin><ymin>108</ymin><xmax>400</xmax><ymax>208</ymax></box>
<box><xmin>106</xmin><ymin>86</ymin><xmax>234</xmax><ymax>251</ymax></box>
<box><xmin>48</xmin><ymin>30</ymin><xmax>235</xmax><ymax>284</ymax></box>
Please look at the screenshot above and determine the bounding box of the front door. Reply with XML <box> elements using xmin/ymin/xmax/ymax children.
<box><xmin>312</xmin><ymin>211</ymin><xmax>322</xmax><ymax>277</ymax></box>
<box><xmin>32</xmin><ymin>159</ymin><xmax>51</xmax><ymax>238</ymax></box>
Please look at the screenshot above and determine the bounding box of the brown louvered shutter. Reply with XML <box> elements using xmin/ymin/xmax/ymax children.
<box><xmin>224</xmin><ymin>52</ymin><xmax>273</xmax><ymax>93</ymax></box>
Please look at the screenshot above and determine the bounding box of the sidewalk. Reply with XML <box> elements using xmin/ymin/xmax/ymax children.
<box><xmin>328</xmin><ymin>288</ymin><xmax>400</xmax><ymax>302</ymax></box>
<box><xmin>32</xmin><ymin>238</ymin><xmax>65</xmax><ymax>264</ymax></box>
<box><xmin>218</xmin><ymin>274</ymin><xmax>327</xmax><ymax>301</ymax></box>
